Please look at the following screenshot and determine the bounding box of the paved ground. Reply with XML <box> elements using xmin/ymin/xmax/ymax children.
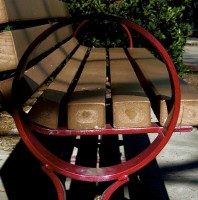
<box><xmin>0</xmin><ymin>37</ymin><xmax>198</xmax><ymax>199</ymax></box>
<box><xmin>149</xmin><ymin>128</ymin><xmax>198</xmax><ymax>200</ymax></box>
<box><xmin>0</xmin><ymin>150</ymin><xmax>10</xmax><ymax>200</ymax></box>
<box><xmin>0</xmin><ymin>128</ymin><xmax>197</xmax><ymax>200</ymax></box>
<box><xmin>183</xmin><ymin>37</ymin><xmax>198</xmax><ymax>71</ymax></box>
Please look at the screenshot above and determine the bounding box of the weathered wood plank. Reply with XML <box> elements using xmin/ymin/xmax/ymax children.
<box><xmin>176</xmin><ymin>78</ymin><xmax>198</xmax><ymax>126</ymax></box>
<box><xmin>0</xmin><ymin>77</ymin><xmax>13</xmax><ymax>101</ymax></box>
<box><xmin>28</xmin><ymin>45</ymin><xmax>88</xmax><ymax>129</ymax></box>
<box><xmin>128</xmin><ymin>48</ymin><xmax>198</xmax><ymax>126</ymax></box>
<box><xmin>67</xmin><ymin>48</ymin><xmax>107</xmax><ymax>130</ymax></box>
<box><xmin>109</xmin><ymin>48</ymin><xmax>151</xmax><ymax>128</ymax></box>
<box><xmin>0</xmin><ymin>24</ymin><xmax>73</xmax><ymax>72</ymax></box>
<box><xmin>1</xmin><ymin>37</ymin><xmax>78</xmax><ymax>104</ymax></box>
<box><xmin>0</xmin><ymin>31</ymin><xmax>18</xmax><ymax>71</ymax></box>
<box><xmin>0</xmin><ymin>0</ymin><xmax>69</xmax><ymax>23</ymax></box>
<box><xmin>20</xmin><ymin>37</ymin><xmax>79</xmax><ymax>103</ymax></box>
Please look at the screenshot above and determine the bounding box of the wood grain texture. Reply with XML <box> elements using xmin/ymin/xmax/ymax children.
<box><xmin>19</xmin><ymin>37</ymin><xmax>78</xmax><ymax>102</ymax></box>
<box><xmin>28</xmin><ymin>45</ymin><xmax>88</xmax><ymax>129</ymax></box>
<box><xmin>0</xmin><ymin>24</ymin><xmax>73</xmax><ymax>72</ymax></box>
<box><xmin>67</xmin><ymin>48</ymin><xmax>107</xmax><ymax>130</ymax></box>
<box><xmin>0</xmin><ymin>37</ymin><xmax>78</xmax><ymax>104</ymax></box>
<box><xmin>0</xmin><ymin>0</ymin><xmax>69</xmax><ymax>23</ymax></box>
<box><xmin>0</xmin><ymin>0</ymin><xmax>8</xmax><ymax>23</ymax></box>
<box><xmin>0</xmin><ymin>77</ymin><xmax>13</xmax><ymax>101</ymax></box>
<box><xmin>109</xmin><ymin>48</ymin><xmax>151</xmax><ymax>128</ymax></box>
<box><xmin>0</xmin><ymin>31</ymin><xmax>18</xmax><ymax>71</ymax></box>
<box><xmin>128</xmin><ymin>48</ymin><xmax>198</xmax><ymax>126</ymax></box>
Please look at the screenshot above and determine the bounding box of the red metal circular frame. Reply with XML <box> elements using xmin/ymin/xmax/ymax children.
<box><xmin>73</xmin><ymin>19</ymin><xmax>133</xmax><ymax>47</ymax></box>
<box><xmin>12</xmin><ymin>15</ymin><xmax>181</xmax><ymax>183</ymax></box>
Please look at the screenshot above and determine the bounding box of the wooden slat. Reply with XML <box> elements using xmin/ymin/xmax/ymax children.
<box><xmin>0</xmin><ymin>77</ymin><xmax>13</xmax><ymax>101</ymax></box>
<box><xmin>175</xmin><ymin>78</ymin><xmax>198</xmax><ymax>126</ymax></box>
<box><xmin>0</xmin><ymin>24</ymin><xmax>73</xmax><ymax>72</ymax></box>
<box><xmin>0</xmin><ymin>0</ymin><xmax>69</xmax><ymax>23</ymax></box>
<box><xmin>28</xmin><ymin>45</ymin><xmax>88</xmax><ymax>129</ymax></box>
<box><xmin>0</xmin><ymin>0</ymin><xmax>72</xmax><ymax>106</ymax></box>
<box><xmin>19</xmin><ymin>37</ymin><xmax>79</xmax><ymax>103</ymax></box>
<box><xmin>128</xmin><ymin>48</ymin><xmax>198</xmax><ymax>126</ymax></box>
<box><xmin>0</xmin><ymin>31</ymin><xmax>18</xmax><ymax>71</ymax></box>
<box><xmin>109</xmin><ymin>48</ymin><xmax>151</xmax><ymax>128</ymax></box>
<box><xmin>67</xmin><ymin>48</ymin><xmax>107</xmax><ymax>130</ymax></box>
<box><xmin>126</xmin><ymin>48</ymin><xmax>155</xmax><ymax>59</ymax></box>
<box><xmin>1</xmin><ymin>37</ymin><xmax>78</xmax><ymax>103</ymax></box>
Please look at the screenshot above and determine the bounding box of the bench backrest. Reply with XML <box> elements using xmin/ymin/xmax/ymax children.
<box><xmin>0</xmin><ymin>0</ymin><xmax>75</xmax><ymax>102</ymax></box>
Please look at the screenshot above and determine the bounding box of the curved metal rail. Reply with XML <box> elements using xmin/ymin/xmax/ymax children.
<box><xmin>12</xmin><ymin>15</ymin><xmax>182</xmax><ymax>199</ymax></box>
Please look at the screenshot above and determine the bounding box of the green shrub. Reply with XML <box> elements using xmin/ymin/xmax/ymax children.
<box><xmin>64</xmin><ymin>0</ymin><xmax>191</xmax><ymax>74</ymax></box>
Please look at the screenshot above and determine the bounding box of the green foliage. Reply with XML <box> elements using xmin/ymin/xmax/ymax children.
<box><xmin>65</xmin><ymin>0</ymin><xmax>191</xmax><ymax>73</ymax></box>
<box><xmin>0</xmin><ymin>25</ymin><xmax>13</xmax><ymax>32</ymax></box>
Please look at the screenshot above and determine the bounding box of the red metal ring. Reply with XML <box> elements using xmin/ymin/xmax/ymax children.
<box><xmin>73</xmin><ymin>19</ymin><xmax>133</xmax><ymax>47</ymax></box>
<box><xmin>13</xmin><ymin>15</ymin><xmax>180</xmax><ymax>183</ymax></box>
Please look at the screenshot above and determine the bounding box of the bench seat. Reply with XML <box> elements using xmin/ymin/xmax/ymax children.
<box><xmin>15</xmin><ymin>44</ymin><xmax>198</xmax><ymax>130</ymax></box>
<box><xmin>128</xmin><ymin>48</ymin><xmax>198</xmax><ymax>126</ymax></box>
<box><xmin>0</xmin><ymin>0</ymin><xmax>197</xmax><ymax>131</ymax></box>
<box><xmin>21</xmin><ymin>40</ymin><xmax>150</xmax><ymax>129</ymax></box>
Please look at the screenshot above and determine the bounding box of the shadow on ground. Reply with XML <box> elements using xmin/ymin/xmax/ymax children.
<box><xmin>1</xmin><ymin>134</ymin><xmax>198</xmax><ymax>200</ymax></box>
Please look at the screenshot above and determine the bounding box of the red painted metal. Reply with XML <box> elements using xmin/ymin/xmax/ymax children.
<box><xmin>73</xmin><ymin>19</ymin><xmax>89</xmax><ymax>37</ymax></box>
<box><xmin>12</xmin><ymin>15</ymin><xmax>192</xmax><ymax>199</ymax></box>
<box><xmin>29</xmin><ymin>122</ymin><xmax>193</xmax><ymax>136</ymax></box>
<box><xmin>42</xmin><ymin>164</ymin><xmax>66</xmax><ymax>200</ymax></box>
<box><xmin>13</xmin><ymin>107</ymin><xmax>191</xmax><ymax>183</ymax></box>
<box><xmin>101</xmin><ymin>176</ymin><xmax>129</xmax><ymax>200</ymax></box>
<box><xmin>121</xmin><ymin>23</ymin><xmax>133</xmax><ymax>47</ymax></box>
<box><xmin>73</xmin><ymin>19</ymin><xmax>133</xmax><ymax>47</ymax></box>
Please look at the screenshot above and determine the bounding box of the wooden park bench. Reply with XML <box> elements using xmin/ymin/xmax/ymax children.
<box><xmin>0</xmin><ymin>0</ymin><xmax>198</xmax><ymax>199</ymax></box>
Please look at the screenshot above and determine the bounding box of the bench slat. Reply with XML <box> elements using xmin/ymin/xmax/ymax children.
<box><xmin>0</xmin><ymin>36</ymin><xmax>77</xmax><ymax>105</ymax></box>
<box><xmin>0</xmin><ymin>0</ymin><xmax>69</xmax><ymax>23</ymax></box>
<box><xmin>28</xmin><ymin>45</ymin><xmax>88</xmax><ymax>129</ymax></box>
<box><xmin>109</xmin><ymin>48</ymin><xmax>151</xmax><ymax>128</ymax></box>
<box><xmin>0</xmin><ymin>24</ymin><xmax>73</xmax><ymax>72</ymax></box>
<box><xmin>20</xmin><ymin>37</ymin><xmax>79</xmax><ymax>104</ymax></box>
<box><xmin>67</xmin><ymin>48</ymin><xmax>107</xmax><ymax>130</ymax></box>
<box><xmin>128</xmin><ymin>48</ymin><xmax>198</xmax><ymax>126</ymax></box>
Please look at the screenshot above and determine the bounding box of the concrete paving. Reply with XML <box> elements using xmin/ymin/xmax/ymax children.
<box><xmin>149</xmin><ymin>128</ymin><xmax>198</xmax><ymax>200</ymax></box>
<box><xmin>183</xmin><ymin>37</ymin><xmax>198</xmax><ymax>71</ymax></box>
<box><xmin>0</xmin><ymin>128</ymin><xmax>198</xmax><ymax>200</ymax></box>
<box><xmin>0</xmin><ymin>150</ymin><xmax>9</xmax><ymax>200</ymax></box>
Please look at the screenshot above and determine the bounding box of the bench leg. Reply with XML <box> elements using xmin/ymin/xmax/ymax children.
<box><xmin>101</xmin><ymin>176</ymin><xmax>129</xmax><ymax>200</ymax></box>
<box><xmin>42</xmin><ymin>164</ymin><xmax>129</xmax><ymax>200</ymax></box>
<box><xmin>42</xmin><ymin>164</ymin><xmax>67</xmax><ymax>200</ymax></box>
